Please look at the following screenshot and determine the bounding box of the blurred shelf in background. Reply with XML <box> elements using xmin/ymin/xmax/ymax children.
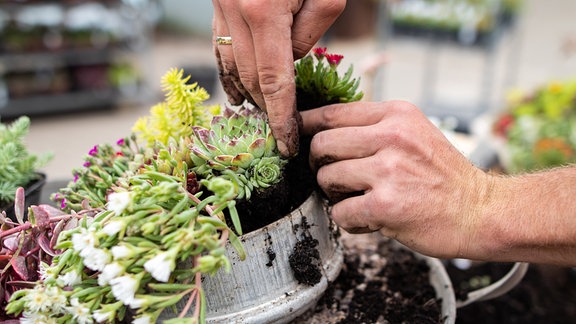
<box><xmin>0</xmin><ymin>0</ymin><xmax>161</xmax><ymax>119</ymax></box>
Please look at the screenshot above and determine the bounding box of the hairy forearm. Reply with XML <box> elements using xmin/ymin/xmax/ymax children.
<box><xmin>476</xmin><ymin>166</ymin><xmax>576</xmax><ymax>266</ymax></box>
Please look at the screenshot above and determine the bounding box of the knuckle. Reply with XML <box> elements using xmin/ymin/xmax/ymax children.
<box><xmin>318</xmin><ymin>0</ymin><xmax>347</xmax><ymax>17</ymax></box>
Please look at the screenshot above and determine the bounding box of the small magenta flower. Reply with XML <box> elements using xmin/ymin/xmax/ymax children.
<box><xmin>116</xmin><ymin>138</ymin><xmax>125</xmax><ymax>146</ymax></box>
<box><xmin>60</xmin><ymin>198</ymin><xmax>67</xmax><ymax>209</ymax></box>
<box><xmin>89</xmin><ymin>145</ymin><xmax>98</xmax><ymax>156</ymax></box>
<box><xmin>313</xmin><ymin>47</ymin><xmax>327</xmax><ymax>59</ymax></box>
<box><xmin>73</xmin><ymin>174</ymin><xmax>79</xmax><ymax>183</ymax></box>
<box><xmin>326</xmin><ymin>53</ymin><xmax>344</xmax><ymax>67</ymax></box>
<box><xmin>83</xmin><ymin>161</ymin><xmax>91</xmax><ymax>167</ymax></box>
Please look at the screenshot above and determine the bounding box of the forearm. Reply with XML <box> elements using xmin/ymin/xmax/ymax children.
<box><xmin>475</xmin><ymin>166</ymin><xmax>576</xmax><ymax>266</ymax></box>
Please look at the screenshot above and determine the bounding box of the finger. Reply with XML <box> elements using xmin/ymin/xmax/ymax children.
<box><xmin>216</xmin><ymin>1</ymin><xmax>266</xmax><ymax>110</ymax></box>
<box><xmin>212</xmin><ymin>1</ymin><xmax>246</xmax><ymax>105</ymax></box>
<box><xmin>316</xmin><ymin>157</ymin><xmax>373</xmax><ymax>199</ymax></box>
<box><xmin>239</xmin><ymin>1</ymin><xmax>301</xmax><ymax>157</ymax></box>
<box><xmin>291</xmin><ymin>0</ymin><xmax>347</xmax><ymax>59</ymax></box>
<box><xmin>214</xmin><ymin>45</ymin><xmax>245</xmax><ymax>105</ymax></box>
<box><xmin>329</xmin><ymin>194</ymin><xmax>381</xmax><ymax>234</ymax></box>
<box><xmin>301</xmin><ymin>102</ymin><xmax>390</xmax><ymax>136</ymax></box>
<box><xmin>309</xmin><ymin>126</ymin><xmax>380</xmax><ymax>170</ymax></box>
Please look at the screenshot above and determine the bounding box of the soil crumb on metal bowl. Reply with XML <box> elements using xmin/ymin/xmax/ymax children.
<box><xmin>289</xmin><ymin>216</ymin><xmax>322</xmax><ymax>286</ymax></box>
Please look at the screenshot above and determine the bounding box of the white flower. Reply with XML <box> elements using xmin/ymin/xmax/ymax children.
<box><xmin>132</xmin><ymin>314</ymin><xmax>152</xmax><ymax>324</ymax></box>
<box><xmin>21</xmin><ymin>311</ymin><xmax>57</xmax><ymax>324</ymax></box>
<box><xmin>24</xmin><ymin>286</ymin><xmax>51</xmax><ymax>313</ymax></box>
<box><xmin>144</xmin><ymin>250</ymin><xmax>176</xmax><ymax>282</ymax></box>
<box><xmin>71</xmin><ymin>229</ymin><xmax>97</xmax><ymax>252</ymax></box>
<box><xmin>82</xmin><ymin>247</ymin><xmax>111</xmax><ymax>271</ymax></box>
<box><xmin>110</xmin><ymin>274</ymin><xmax>139</xmax><ymax>305</ymax></box>
<box><xmin>44</xmin><ymin>286</ymin><xmax>67</xmax><ymax>313</ymax></box>
<box><xmin>129</xmin><ymin>296</ymin><xmax>147</xmax><ymax>309</ymax></box>
<box><xmin>102</xmin><ymin>220</ymin><xmax>125</xmax><ymax>236</ymax></box>
<box><xmin>111</xmin><ymin>245</ymin><xmax>132</xmax><ymax>260</ymax></box>
<box><xmin>98</xmin><ymin>262</ymin><xmax>124</xmax><ymax>286</ymax></box>
<box><xmin>107</xmin><ymin>191</ymin><xmax>133</xmax><ymax>215</ymax></box>
<box><xmin>58</xmin><ymin>269</ymin><xmax>82</xmax><ymax>287</ymax></box>
<box><xmin>67</xmin><ymin>298</ymin><xmax>93</xmax><ymax>324</ymax></box>
<box><xmin>93</xmin><ymin>309</ymin><xmax>113</xmax><ymax>323</ymax></box>
<box><xmin>38</xmin><ymin>262</ymin><xmax>55</xmax><ymax>281</ymax></box>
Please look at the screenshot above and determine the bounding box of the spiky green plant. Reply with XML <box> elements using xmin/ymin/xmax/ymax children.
<box><xmin>133</xmin><ymin>68</ymin><xmax>220</xmax><ymax>146</ymax></box>
<box><xmin>190</xmin><ymin>106</ymin><xmax>287</xmax><ymax>202</ymax></box>
<box><xmin>0</xmin><ymin>116</ymin><xmax>52</xmax><ymax>205</ymax></box>
<box><xmin>295</xmin><ymin>47</ymin><xmax>363</xmax><ymax>110</ymax></box>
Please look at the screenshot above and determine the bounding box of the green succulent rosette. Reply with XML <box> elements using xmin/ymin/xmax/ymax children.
<box><xmin>190</xmin><ymin>106</ymin><xmax>287</xmax><ymax>200</ymax></box>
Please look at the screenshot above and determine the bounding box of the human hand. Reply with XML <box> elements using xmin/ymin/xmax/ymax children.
<box><xmin>212</xmin><ymin>0</ymin><xmax>346</xmax><ymax>157</ymax></box>
<box><xmin>301</xmin><ymin>101</ymin><xmax>492</xmax><ymax>259</ymax></box>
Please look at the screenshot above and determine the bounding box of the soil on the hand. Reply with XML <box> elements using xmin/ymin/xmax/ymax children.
<box><xmin>293</xmin><ymin>233</ymin><xmax>444</xmax><ymax>323</ymax></box>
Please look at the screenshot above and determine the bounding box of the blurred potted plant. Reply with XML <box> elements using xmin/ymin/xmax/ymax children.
<box><xmin>0</xmin><ymin>116</ymin><xmax>52</xmax><ymax>221</ymax></box>
<box><xmin>493</xmin><ymin>79</ymin><xmax>576</xmax><ymax>173</ymax></box>
<box><xmin>4</xmin><ymin>50</ymin><xmax>361</xmax><ymax>323</ymax></box>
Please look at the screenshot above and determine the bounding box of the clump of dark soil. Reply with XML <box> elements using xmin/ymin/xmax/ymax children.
<box><xmin>293</xmin><ymin>232</ymin><xmax>444</xmax><ymax>323</ymax></box>
<box><xmin>289</xmin><ymin>217</ymin><xmax>322</xmax><ymax>286</ymax></box>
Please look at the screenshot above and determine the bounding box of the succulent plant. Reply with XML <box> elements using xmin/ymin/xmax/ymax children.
<box><xmin>190</xmin><ymin>106</ymin><xmax>287</xmax><ymax>200</ymax></box>
<box><xmin>0</xmin><ymin>116</ymin><xmax>52</xmax><ymax>206</ymax></box>
<box><xmin>295</xmin><ymin>47</ymin><xmax>363</xmax><ymax>110</ymax></box>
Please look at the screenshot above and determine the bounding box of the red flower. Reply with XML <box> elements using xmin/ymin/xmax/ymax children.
<box><xmin>313</xmin><ymin>47</ymin><xmax>327</xmax><ymax>59</ymax></box>
<box><xmin>325</xmin><ymin>53</ymin><xmax>344</xmax><ymax>67</ymax></box>
<box><xmin>493</xmin><ymin>114</ymin><xmax>514</xmax><ymax>138</ymax></box>
<box><xmin>116</xmin><ymin>151</ymin><xmax>124</xmax><ymax>157</ymax></box>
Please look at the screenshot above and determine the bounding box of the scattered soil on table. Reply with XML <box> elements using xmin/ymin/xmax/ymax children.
<box><xmin>447</xmin><ymin>261</ymin><xmax>576</xmax><ymax>323</ymax></box>
<box><xmin>293</xmin><ymin>233</ymin><xmax>444</xmax><ymax>323</ymax></box>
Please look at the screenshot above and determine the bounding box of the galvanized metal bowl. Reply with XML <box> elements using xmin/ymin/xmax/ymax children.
<box><xmin>160</xmin><ymin>192</ymin><xmax>344</xmax><ymax>323</ymax></box>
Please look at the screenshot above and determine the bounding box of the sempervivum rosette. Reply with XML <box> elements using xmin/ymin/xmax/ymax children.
<box><xmin>190</xmin><ymin>106</ymin><xmax>287</xmax><ymax>200</ymax></box>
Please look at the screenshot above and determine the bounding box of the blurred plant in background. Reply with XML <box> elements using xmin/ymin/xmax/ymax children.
<box><xmin>493</xmin><ymin>79</ymin><xmax>576</xmax><ymax>173</ymax></box>
<box><xmin>0</xmin><ymin>116</ymin><xmax>52</xmax><ymax>206</ymax></box>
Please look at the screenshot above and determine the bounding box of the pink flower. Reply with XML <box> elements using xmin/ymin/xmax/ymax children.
<box><xmin>83</xmin><ymin>161</ymin><xmax>91</xmax><ymax>167</ymax></box>
<box><xmin>116</xmin><ymin>138</ymin><xmax>125</xmax><ymax>146</ymax></box>
<box><xmin>326</xmin><ymin>53</ymin><xmax>344</xmax><ymax>67</ymax></box>
<box><xmin>313</xmin><ymin>47</ymin><xmax>327</xmax><ymax>59</ymax></box>
<box><xmin>89</xmin><ymin>145</ymin><xmax>98</xmax><ymax>156</ymax></box>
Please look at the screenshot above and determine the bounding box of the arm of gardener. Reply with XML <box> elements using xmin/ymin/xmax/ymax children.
<box><xmin>475</xmin><ymin>167</ymin><xmax>576</xmax><ymax>266</ymax></box>
<box><xmin>301</xmin><ymin>101</ymin><xmax>576</xmax><ymax>267</ymax></box>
